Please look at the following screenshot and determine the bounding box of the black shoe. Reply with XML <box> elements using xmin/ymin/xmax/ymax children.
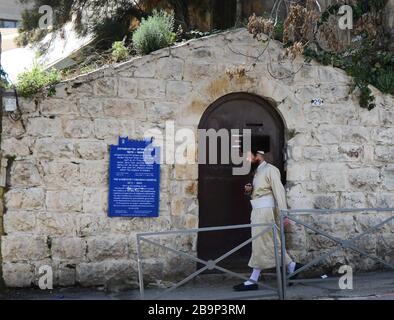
<box><xmin>233</xmin><ymin>282</ymin><xmax>259</xmax><ymax>292</ymax></box>
<box><xmin>288</xmin><ymin>263</ymin><xmax>304</xmax><ymax>287</ymax></box>
<box><xmin>289</xmin><ymin>263</ymin><xmax>304</xmax><ymax>279</ymax></box>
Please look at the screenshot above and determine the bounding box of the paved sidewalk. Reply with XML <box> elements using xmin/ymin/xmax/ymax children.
<box><xmin>0</xmin><ymin>271</ymin><xmax>393</xmax><ymax>300</ymax></box>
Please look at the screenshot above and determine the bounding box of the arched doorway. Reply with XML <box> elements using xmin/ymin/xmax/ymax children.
<box><xmin>197</xmin><ymin>92</ymin><xmax>286</xmax><ymax>272</ymax></box>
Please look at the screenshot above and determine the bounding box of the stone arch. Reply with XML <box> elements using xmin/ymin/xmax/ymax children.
<box><xmin>197</xmin><ymin>92</ymin><xmax>286</xmax><ymax>270</ymax></box>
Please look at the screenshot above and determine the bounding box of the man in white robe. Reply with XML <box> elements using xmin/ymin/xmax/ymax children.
<box><xmin>233</xmin><ymin>149</ymin><xmax>302</xmax><ymax>291</ymax></box>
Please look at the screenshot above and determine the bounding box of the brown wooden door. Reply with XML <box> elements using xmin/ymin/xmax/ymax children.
<box><xmin>197</xmin><ymin>93</ymin><xmax>285</xmax><ymax>272</ymax></box>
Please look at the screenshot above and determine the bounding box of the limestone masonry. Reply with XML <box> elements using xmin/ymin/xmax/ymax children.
<box><xmin>1</xmin><ymin>29</ymin><xmax>393</xmax><ymax>289</ymax></box>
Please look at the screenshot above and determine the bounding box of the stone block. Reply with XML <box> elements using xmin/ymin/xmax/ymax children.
<box><xmin>76</xmin><ymin>260</ymin><xmax>137</xmax><ymax>288</ymax></box>
<box><xmin>1</xmin><ymin>235</ymin><xmax>49</xmax><ymax>262</ymax></box>
<box><xmin>372</xmin><ymin>128</ymin><xmax>394</xmax><ymax>145</ymax></box>
<box><xmin>18</xmin><ymin>99</ymin><xmax>38</xmax><ymax>114</ymax></box>
<box><xmin>155</xmin><ymin>57</ymin><xmax>184</xmax><ymax>80</ymax></box>
<box><xmin>336</xmin><ymin>144</ymin><xmax>363</xmax><ymax>161</ymax></box>
<box><xmin>2</xmin><ymin>262</ymin><xmax>34</xmax><ymax>287</ymax></box>
<box><xmin>63</xmin><ymin>119</ymin><xmax>94</xmax><ymax>138</ymax></box>
<box><xmin>342</xmin><ymin>126</ymin><xmax>370</xmax><ymax>143</ymax></box>
<box><xmin>93</xmin><ymin>77</ymin><xmax>118</xmax><ymax>96</ymax></box>
<box><xmin>46</xmin><ymin>189</ymin><xmax>83</xmax><ymax>212</ymax></box>
<box><xmin>83</xmin><ymin>188</ymin><xmax>107</xmax><ymax>213</ymax></box>
<box><xmin>348</xmin><ymin>168</ymin><xmax>381</xmax><ymax>191</ymax></box>
<box><xmin>313</xmin><ymin>163</ymin><xmax>347</xmax><ymax>192</ymax></box>
<box><xmin>86</xmin><ymin>236</ymin><xmax>128</xmax><ymax>261</ymax></box>
<box><xmin>41</xmin><ymin>161</ymin><xmax>80</xmax><ymax>188</ymax></box>
<box><xmin>35</xmin><ymin>138</ymin><xmax>75</xmax><ymax>159</ymax></box>
<box><xmin>382</xmin><ymin>165</ymin><xmax>394</xmax><ymax>190</ymax></box>
<box><xmin>379</xmin><ymin>108</ymin><xmax>394</xmax><ymax>127</ymax></box>
<box><xmin>118</xmin><ymin>78</ymin><xmax>138</xmax><ymax>98</ymax></box>
<box><xmin>10</xmin><ymin>161</ymin><xmax>42</xmax><ymax>187</ymax></box>
<box><xmin>287</xmin><ymin>163</ymin><xmax>309</xmax><ymax>181</ymax></box>
<box><xmin>26</xmin><ymin>118</ymin><xmax>62</xmax><ymax>137</ymax></box>
<box><xmin>80</xmin><ymin>161</ymin><xmax>108</xmax><ymax>187</ymax></box>
<box><xmin>137</xmin><ymin>79</ymin><xmax>166</xmax><ymax>99</ymax></box>
<box><xmin>166</xmin><ymin>81</ymin><xmax>193</xmax><ymax>101</ymax></box>
<box><xmin>3</xmin><ymin>211</ymin><xmax>36</xmax><ymax>233</ymax></box>
<box><xmin>36</xmin><ymin>212</ymin><xmax>78</xmax><ymax>236</ymax></box>
<box><xmin>375</xmin><ymin>146</ymin><xmax>394</xmax><ymax>162</ymax></box>
<box><xmin>51</xmin><ymin>237</ymin><xmax>86</xmax><ymax>260</ymax></box>
<box><xmin>94</xmin><ymin>118</ymin><xmax>124</xmax><ymax>140</ymax></box>
<box><xmin>315</xmin><ymin>125</ymin><xmax>342</xmax><ymax>144</ymax></box>
<box><xmin>340</xmin><ymin>192</ymin><xmax>367</xmax><ymax>208</ymax></box>
<box><xmin>40</xmin><ymin>98</ymin><xmax>78</xmax><ymax>115</ymax></box>
<box><xmin>1</xmin><ymin>137</ymin><xmax>31</xmax><ymax>157</ymax></box>
<box><xmin>74</xmin><ymin>214</ymin><xmax>108</xmax><ymax>238</ymax></box>
<box><xmin>183</xmin><ymin>62</ymin><xmax>215</xmax><ymax>81</ymax></box>
<box><xmin>2</xmin><ymin>116</ymin><xmax>26</xmax><ymax>137</ymax></box>
<box><xmin>76</xmin><ymin>141</ymin><xmax>108</xmax><ymax>160</ymax></box>
<box><xmin>79</xmin><ymin>97</ymin><xmax>104</xmax><ymax>117</ymax></box>
<box><xmin>102</xmin><ymin>98</ymin><xmax>146</xmax><ymax>119</ymax></box>
<box><xmin>174</xmin><ymin>164</ymin><xmax>198</xmax><ymax>180</ymax></box>
<box><xmin>146</xmin><ymin>101</ymin><xmax>177</xmax><ymax>121</ymax></box>
<box><xmin>133</xmin><ymin>60</ymin><xmax>156</xmax><ymax>78</ymax></box>
<box><xmin>5</xmin><ymin>187</ymin><xmax>45</xmax><ymax>210</ymax></box>
<box><xmin>313</xmin><ymin>194</ymin><xmax>338</xmax><ymax>209</ymax></box>
<box><xmin>55</xmin><ymin>262</ymin><xmax>77</xmax><ymax>287</ymax></box>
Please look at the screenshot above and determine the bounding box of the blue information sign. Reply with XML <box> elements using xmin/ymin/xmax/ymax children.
<box><xmin>108</xmin><ymin>137</ymin><xmax>160</xmax><ymax>218</ymax></box>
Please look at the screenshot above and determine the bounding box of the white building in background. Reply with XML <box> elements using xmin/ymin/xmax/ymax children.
<box><xmin>0</xmin><ymin>0</ymin><xmax>27</xmax><ymax>52</ymax></box>
<box><xmin>0</xmin><ymin>0</ymin><xmax>93</xmax><ymax>83</ymax></box>
<box><xmin>0</xmin><ymin>0</ymin><xmax>24</xmax><ymax>28</ymax></box>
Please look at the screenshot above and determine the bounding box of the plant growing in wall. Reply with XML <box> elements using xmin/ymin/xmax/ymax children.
<box><xmin>16</xmin><ymin>62</ymin><xmax>60</xmax><ymax>99</ymax></box>
<box><xmin>111</xmin><ymin>41</ymin><xmax>130</xmax><ymax>62</ymax></box>
<box><xmin>132</xmin><ymin>10</ymin><xmax>176</xmax><ymax>55</ymax></box>
<box><xmin>247</xmin><ymin>0</ymin><xmax>393</xmax><ymax>110</ymax></box>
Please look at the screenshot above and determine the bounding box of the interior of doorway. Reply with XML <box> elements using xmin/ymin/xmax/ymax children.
<box><xmin>197</xmin><ymin>92</ymin><xmax>286</xmax><ymax>273</ymax></box>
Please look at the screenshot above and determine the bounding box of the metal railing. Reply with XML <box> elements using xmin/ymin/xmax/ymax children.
<box><xmin>279</xmin><ymin>208</ymin><xmax>394</xmax><ymax>300</ymax></box>
<box><xmin>136</xmin><ymin>208</ymin><xmax>394</xmax><ymax>300</ymax></box>
<box><xmin>136</xmin><ymin>222</ymin><xmax>284</xmax><ymax>300</ymax></box>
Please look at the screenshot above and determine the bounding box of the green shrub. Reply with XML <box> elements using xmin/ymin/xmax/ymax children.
<box><xmin>375</xmin><ymin>70</ymin><xmax>394</xmax><ymax>95</ymax></box>
<box><xmin>16</xmin><ymin>62</ymin><xmax>60</xmax><ymax>98</ymax></box>
<box><xmin>132</xmin><ymin>10</ymin><xmax>176</xmax><ymax>55</ymax></box>
<box><xmin>111</xmin><ymin>41</ymin><xmax>129</xmax><ymax>62</ymax></box>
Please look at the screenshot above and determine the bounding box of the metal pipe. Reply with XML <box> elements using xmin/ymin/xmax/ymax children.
<box><xmin>273</xmin><ymin>225</ymin><xmax>283</xmax><ymax>300</ymax></box>
<box><xmin>136</xmin><ymin>234</ymin><xmax>145</xmax><ymax>300</ymax></box>
<box><xmin>280</xmin><ymin>210</ymin><xmax>287</xmax><ymax>299</ymax></box>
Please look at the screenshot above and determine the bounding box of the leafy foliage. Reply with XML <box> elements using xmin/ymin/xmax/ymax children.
<box><xmin>283</xmin><ymin>0</ymin><xmax>392</xmax><ymax>109</ymax></box>
<box><xmin>132</xmin><ymin>10</ymin><xmax>176</xmax><ymax>55</ymax></box>
<box><xmin>16</xmin><ymin>63</ymin><xmax>60</xmax><ymax>98</ymax></box>
<box><xmin>304</xmin><ymin>41</ymin><xmax>394</xmax><ymax>109</ymax></box>
<box><xmin>111</xmin><ymin>41</ymin><xmax>129</xmax><ymax>62</ymax></box>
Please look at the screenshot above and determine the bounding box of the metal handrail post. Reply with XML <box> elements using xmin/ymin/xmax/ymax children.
<box><xmin>280</xmin><ymin>211</ymin><xmax>287</xmax><ymax>300</ymax></box>
<box><xmin>136</xmin><ymin>234</ymin><xmax>145</xmax><ymax>300</ymax></box>
<box><xmin>273</xmin><ymin>225</ymin><xmax>283</xmax><ymax>300</ymax></box>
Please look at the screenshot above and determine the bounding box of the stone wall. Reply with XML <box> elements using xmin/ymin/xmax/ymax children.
<box><xmin>0</xmin><ymin>29</ymin><xmax>393</xmax><ymax>288</ymax></box>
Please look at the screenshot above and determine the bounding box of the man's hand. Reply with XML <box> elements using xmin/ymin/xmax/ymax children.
<box><xmin>244</xmin><ymin>183</ymin><xmax>253</xmax><ymax>195</ymax></box>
